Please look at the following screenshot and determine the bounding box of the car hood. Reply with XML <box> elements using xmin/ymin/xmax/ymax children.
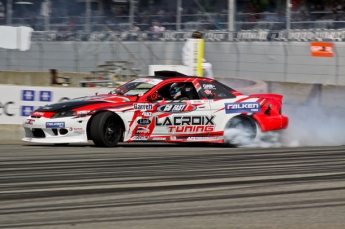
<box><xmin>36</xmin><ymin>94</ymin><xmax>137</xmax><ymax>112</ymax></box>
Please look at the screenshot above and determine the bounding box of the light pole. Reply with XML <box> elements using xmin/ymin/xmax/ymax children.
<box><xmin>86</xmin><ymin>0</ymin><xmax>91</xmax><ymax>32</ymax></box>
<box><xmin>228</xmin><ymin>0</ymin><xmax>235</xmax><ymax>41</ymax></box>
<box><xmin>7</xmin><ymin>0</ymin><xmax>12</xmax><ymax>25</ymax></box>
<box><xmin>129</xmin><ymin>0</ymin><xmax>134</xmax><ymax>26</ymax></box>
<box><xmin>286</xmin><ymin>0</ymin><xmax>291</xmax><ymax>31</ymax></box>
<box><xmin>176</xmin><ymin>0</ymin><xmax>181</xmax><ymax>30</ymax></box>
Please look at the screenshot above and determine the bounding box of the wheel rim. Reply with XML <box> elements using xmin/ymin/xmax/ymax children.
<box><xmin>104</xmin><ymin>117</ymin><xmax>119</xmax><ymax>144</ymax></box>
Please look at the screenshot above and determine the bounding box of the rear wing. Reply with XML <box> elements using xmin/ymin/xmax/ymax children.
<box><xmin>249</xmin><ymin>94</ymin><xmax>283</xmax><ymax>104</ymax></box>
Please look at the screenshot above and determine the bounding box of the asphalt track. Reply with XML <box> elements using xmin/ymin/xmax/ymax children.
<box><xmin>1</xmin><ymin>143</ymin><xmax>345</xmax><ymax>229</ymax></box>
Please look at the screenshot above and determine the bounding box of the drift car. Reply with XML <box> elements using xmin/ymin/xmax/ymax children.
<box><xmin>22</xmin><ymin>71</ymin><xmax>288</xmax><ymax>147</ymax></box>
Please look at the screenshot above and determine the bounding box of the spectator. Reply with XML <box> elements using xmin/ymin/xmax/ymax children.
<box><xmin>128</xmin><ymin>22</ymin><xmax>140</xmax><ymax>40</ymax></box>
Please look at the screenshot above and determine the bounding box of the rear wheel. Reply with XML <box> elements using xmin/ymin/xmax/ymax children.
<box><xmin>90</xmin><ymin>112</ymin><xmax>121</xmax><ymax>147</ymax></box>
<box><xmin>223</xmin><ymin>116</ymin><xmax>256</xmax><ymax>147</ymax></box>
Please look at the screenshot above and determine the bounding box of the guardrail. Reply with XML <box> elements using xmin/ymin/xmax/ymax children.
<box><xmin>31</xmin><ymin>29</ymin><xmax>345</xmax><ymax>42</ymax></box>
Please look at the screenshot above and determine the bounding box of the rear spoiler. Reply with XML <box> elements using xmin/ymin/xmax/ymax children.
<box><xmin>249</xmin><ymin>94</ymin><xmax>283</xmax><ymax>104</ymax></box>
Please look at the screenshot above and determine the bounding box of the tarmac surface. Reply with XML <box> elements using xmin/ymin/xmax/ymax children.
<box><xmin>1</xmin><ymin>142</ymin><xmax>345</xmax><ymax>229</ymax></box>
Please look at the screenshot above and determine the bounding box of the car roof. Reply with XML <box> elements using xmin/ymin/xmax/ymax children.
<box><xmin>145</xmin><ymin>70</ymin><xmax>236</xmax><ymax>92</ymax></box>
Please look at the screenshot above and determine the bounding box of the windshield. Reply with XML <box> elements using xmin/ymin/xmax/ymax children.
<box><xmin>110</xmin><ymin>78</ymin><xmax>163</xmax><ymax>96</ymax></box>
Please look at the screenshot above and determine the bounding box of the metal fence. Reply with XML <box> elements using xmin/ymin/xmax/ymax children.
<box><xmin>5</xmin><ymin>11</ymin><xmax>345</xmax><ymax>32</ymax></box>
<box><xmin>1</xmin><ymin>32</ymin><xmax>345</xmax><ymax>86</ymax></box>
<box><xmin>31</xmin><ymin>29</ymin><xmax>345</xmax><ymax>42</ymax></box>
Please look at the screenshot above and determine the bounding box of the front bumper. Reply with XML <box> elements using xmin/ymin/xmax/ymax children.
<box><xmin>22</xmin><ymin>116</ymin><xmax>90</xmax><ymax>144</ymax></box>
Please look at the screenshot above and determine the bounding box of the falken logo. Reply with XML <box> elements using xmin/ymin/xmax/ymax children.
<box><xmin>137</xmin><ymin>118</ymin><xmax>151</xmax><ymax>125</ymax></box>
<box><xmin>157</xmin><ymin>103</ymin><xmax>196</xmax><ymax>113</ymax></box>
<box><xmin>46</xmin><ymin>122</ymin><xmax>65</xmax><ymax>128</ymax></box>
<box><xmin>225</xmin><ymin>102</ymin><xmax>260</xmax><ymax>114</ymax></box>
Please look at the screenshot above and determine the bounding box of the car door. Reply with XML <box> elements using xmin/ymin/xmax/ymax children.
<box><xmin>197</xmin><ymin>80</ymin><xmax>242</xmax><ymax>136</ymax></box>
<box><xmin>148</xmin><ymin>80</ymin><xmax>212</xmax><ymax>141</ymax></box>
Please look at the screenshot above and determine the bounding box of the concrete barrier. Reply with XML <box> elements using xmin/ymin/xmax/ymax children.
<box><xmin>0</xmin><ymin>124</ymin><xmax>24</xmax><ymax>142</ymax></box>
<box><xmin>0</xmin><ymin>71</ymin><xmax>90</xmax><ymax>87</ymax></box>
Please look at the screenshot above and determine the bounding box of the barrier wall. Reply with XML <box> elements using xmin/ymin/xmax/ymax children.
<box><xmin>1</xmin><ymin>41</ymin><xmax>345</xmax><ymax>85</ymax></box>
<box><xmin>0</xmin><ymin>71</ymin><xmax>89</xmax><ymax>86</ymax></box>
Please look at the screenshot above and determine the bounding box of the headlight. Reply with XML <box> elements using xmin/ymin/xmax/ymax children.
<box><xmin>50</xmin><ymin>111</ymin><xmax>75</xmax><ymax>119</ymax></box>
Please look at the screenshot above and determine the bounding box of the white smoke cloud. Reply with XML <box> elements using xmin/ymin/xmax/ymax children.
<box><xmin>224</xmin><ymin>104</ymin><xmax>345</xmax><ymax>148</ymax></box>
<box><xmin>279</xmin><ymin>104</ymin><xmax>345</xmax><ymax>147</ymax></box>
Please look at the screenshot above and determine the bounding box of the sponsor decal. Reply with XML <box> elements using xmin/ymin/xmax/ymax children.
<box><xmin>156</xmin><ymin>115</ymin><xmax>215</xmax><ymax>133</ymax></box>
<box><xmin>0</xmin><ymin>101</ymin><xmax>15</xmax><ymax>116</ymax></box>
<box><xmin>310</xmin><ymin>42</ymin><xmax>334</xmax><ymax>57</ymax></box>
<box><xmin>136</xmin><ymin>126</ymin><xmax>150</xmax><ymax>134</ymax></box>
<box><xmin>170</xmin><ymin>136</ymin><xmax>176</xmax><ymax>140</ymax></box>
<box><xmin>22</xmin><ymin>90</ymin><xmax>35</xmax><ymax>101</ymax></box>
<box><xmin>190</xmin><ymin>100</ymin><xmax>206</xmax><ymax>104</ymax></box>
<box><xmin>133</xmin><ymin>103</ymin><xmax>153</xmax><ymax>110</ymax></box>
<box><xmin>69</xmin><ymin>127</ymin><xmax>83</xmax><ymax>131</ymax></box>
<box><xmin>157</xmin><ymin>103</ymin><xmax>197</xmax><ymax>113</ymax></box>
<box><xmin>31</xmin><ymin>112</ymin><xmax>44</xmax><ymax>117</ymax></box>
<box><xmin>156</xmin><ymin>116</ymin><xmax>215</xmax><ymax>126</ymax></box>
<box><xmin>187</xmin><ymin>137</ymin><xmax>218</xmax><ymax>141</ymax></box>
<box><xmin>25</xmin><ymin>119</ymin><xmax>35</xmax><ymax>125</ymax></box>
<box><xmin>130</xmin><ymin>136</ymin><xmax>148</xmax><ymax>140</ymax></box>
<box><xmin>225</xmin><ymin>102</ymin><xmax>260</xmax><ymax>114</ymax></box>
<box><xmin>46</xmin><ymin>122</ymin><xmax>65</xmax><ymax>128</ymax></box>
<box><xmin>77</xmin><ymin>110</ymin><xmax>90</xmax><ymax>115</ymax></box>
<box><xmin>69</xmin><ymin>127</ymin><xmax>86</xmax><ymax>135</ymax></box>
<box><xmin>39</xmin><ymin>91</ymin><xmax>52</xmax><ymax>102</ymax></box>
<box><xmin>203</xmin><ymin>84</ymin><xmax>216</xmax><ymax>90</ymax></box>
<box><xmin>152</xmin><ymin>137</ymin><xmax>166</xmax><ymax>141</ymax></box>
<box><xmin>21</xmin><ymin>106</ymin><xmax>34</xmax><ymax>117</ymax></box>
<box><xmin>168</xmin><ymin>125</ymin><xmax>214</xmax><ymax>133</ymax></box>
<box><xmin>137</xmin><ymin>118</ymin><xmax>151</xmax><ymax>125</ymax></box>
<box><xmin>142</xmin><ymin>112</ymin><xmax>152</xmax><ymax>117</ymax></box>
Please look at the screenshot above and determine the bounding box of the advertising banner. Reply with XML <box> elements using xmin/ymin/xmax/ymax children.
<box><xmin>0</xmin><ymin>85</ymin><xmax>107</xmax><ymax>124</ymax></box>
<box><xmin>310</xmin><ymin>42</ymin><xmax>334</xmax><ymax>57</ymax></box>
<box><xmin>187</xmin><ymin>39</ymin><xmax>204</xmax><ymax>77</ymax></box>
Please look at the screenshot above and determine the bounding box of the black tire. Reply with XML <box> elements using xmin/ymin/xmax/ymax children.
<box><xmin>224</xmin><ymin>116</ymin><xmax>256</xmax><ymax>147</ymax></box>
<box><xmin>90</xmin><ymin>112</ymin><xmax>121</xmax><ymax>147</ymax></box>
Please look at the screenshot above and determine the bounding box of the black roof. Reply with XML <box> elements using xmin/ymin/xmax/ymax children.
<box><xmin>151</xmin><ymin>70</ymin><xmax>205</xmax><ymax>80</ymax></box>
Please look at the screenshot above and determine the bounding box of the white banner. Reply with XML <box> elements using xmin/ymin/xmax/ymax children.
<box><xmin>0</xmin><ymin>85</ymin><xmax>110</xmax><ymax>124</ymax></box>
<box><xmin>0</xmin><ymin>26</ymin><xmax>34</xmax><ymax>51</ymax></box>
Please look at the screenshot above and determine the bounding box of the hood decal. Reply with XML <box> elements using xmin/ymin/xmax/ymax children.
<box><xmin>36</xmin><ymin>101</ymin><xmax>109</xmax><ymax>112</ymax></box>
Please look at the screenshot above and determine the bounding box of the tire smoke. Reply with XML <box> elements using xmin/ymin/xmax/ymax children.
<box><xmin>280</xmin><ymin>104</ymin><xmax>345</xmax><ymax>147</ymax></box>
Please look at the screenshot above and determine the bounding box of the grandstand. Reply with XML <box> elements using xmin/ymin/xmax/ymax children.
<box><xmin>1</xmin><ymin>0</ymin><xmax>345</xmax><ymax>33</ymax></box>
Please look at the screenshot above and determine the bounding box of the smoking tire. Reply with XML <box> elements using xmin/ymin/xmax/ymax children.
<box><xmin>90</xmin><ymin>112</ymin><xmax>121</xmax><ymax>147</ymax></box>
<box><xmin>224</xmin><ymin>116</ymin><xmax>257</xmax><ymax>147</ymax></box>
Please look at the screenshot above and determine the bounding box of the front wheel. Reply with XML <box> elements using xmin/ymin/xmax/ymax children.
<box><xmin>223</xmin><ymin>116</ymin><xmax>257</xmax><ymax>147</ymax></box>
<box><xmin>90</xmin><ymin>112</ymin><xmax>121</xmax><ymax>147</ymax></box>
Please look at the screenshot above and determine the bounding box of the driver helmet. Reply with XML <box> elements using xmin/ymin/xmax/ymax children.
<box><xmin>170</xmin><ymin>83</ymin><xmax>183</xmax><ymax>100</ymax></box>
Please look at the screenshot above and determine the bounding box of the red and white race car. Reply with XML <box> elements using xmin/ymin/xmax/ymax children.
<box><xmin>22</xmin><ymin>71</ymin><xmax>288</xmax><ymax>147</ymax></box>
